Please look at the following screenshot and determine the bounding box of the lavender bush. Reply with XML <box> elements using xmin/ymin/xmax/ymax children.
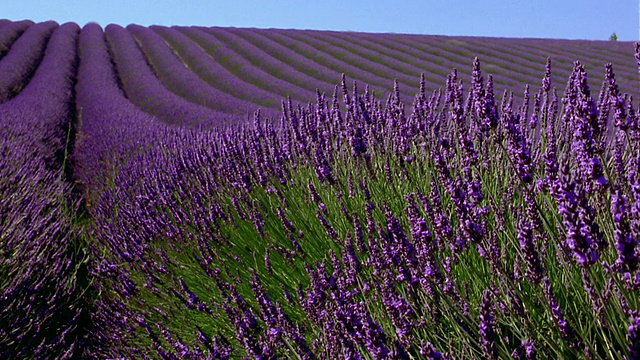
<box><xmin>80</xmin><ymin>45</ymin><xmax>640</xmax><ymax>359</ymax></box>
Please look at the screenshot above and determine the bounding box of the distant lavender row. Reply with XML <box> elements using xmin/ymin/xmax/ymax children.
<box><xmin>0</xmin><ymin>21</ymin><xmax>57</xmax><ymax>103</ymax></box>
<box><xmin>351</xmin><ymin>31</ymin><xmax>540</xmax><ymax>93</ymax></box>
<box><xmin>200</xmin><ymin>27</ymin><xmax>340</xmax><ymax>99</ymax></box>
<box><xmin>251</xmin><ymin>28</ymin><xmax>404</xmax><ymax>100</ymax></box>
<box><xmin>262</xmin><ymin>30</ymin><xmax>451</xmax><ymax>87</ymax></box>
<box><xmin>322</xmin><ymin>29</ymin><xmax>528</xmax><ymax>90</ymax></box>
<box><xmin>269</xmin><ymin>28</ymin><xmax>422</xmax><ymax>102</ymax></box>
<box><xmin>0</xmin><ymin>23</ymin><xmax>85</xmax><ymax>359</ymax></box>
<box><xmin>224</xmin><ymin>27</ymin><xmax>363</xmax><ymax>93</ymax></box>
<box><xmin>175</xmin><ymin>26</ymin><xmax>316</xmax><ymax>103</ymax></box>
<box><xmin>404</xmin><ymin>34</ymin><xmax>639</xmax><ymax>96</ymax></box>
<box><xmin>302</xmin><ymin>29</ymin><xmax>446</xmax><ymax>86</ymax></box>
<box><xmin>127</xmin><ymin>24</ymin><xmax>277</xmax><ymax>119</ymax></box>
<box><xmin>151</xmin><ymin>25</ymin><xmax>284</xmax><ymax>111</ymax></box>
<box><xmin>0</xmin><ymin>19</ymin><xmax>32</xmax><ymax>57</ymax></box>
<box><xmin>104</xmin><ymin>24</ymin><xmax>233</xmax><ymax>127</ymax></box>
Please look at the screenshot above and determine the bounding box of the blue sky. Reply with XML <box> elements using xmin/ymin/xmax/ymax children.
<box><xmin>4</xmin><ymin>0</ymin><xmax>639</xmax><ymax>41</ymax></box>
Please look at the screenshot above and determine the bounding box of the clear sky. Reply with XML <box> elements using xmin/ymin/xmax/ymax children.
<box><xmin>4</xmin><ymin>0</ymin><xmax>639</xmax><ymax>41</ymax></box>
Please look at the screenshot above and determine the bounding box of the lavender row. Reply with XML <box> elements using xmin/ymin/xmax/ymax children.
<box><xmin>177</xmin><ymin>27</ymin><xmax>315</xmax><ymax>101</ymax></box>
<box><xmin>224</xmin><ymin>27</ymin><xmax>386</xmax><ymax>95</ymax></box>
<box><xmin>255</xmin><ymin>28</ymin><xmax>410</xmax><ymax>100</ymax></box>
<box><xmin>331</xmin><ymin>29</ymin><xmax>534</xmax><ymax>89</ymax></box>
<box><xmin>289</xmin><ymin>29</ymin><xmax>454</xmax><ymax>82</ymax></box>
<box><xmin>404</xmin><ymin>34</ymin><xmax>639</xmax><ymax>97</ymax></box>
<box><xmin>104</xmin><ymin>24</ymin><xmax>233</xmax><ymax>127</ymax></box>
<box><xmin>73</xmin><ymin>23</ymin><xmax>182</xmax><ymax>358</ymax></box>
<box><xmin>151</xmin><ymin>25</ymin><xmax>285</xmax><ymax>111</ymax></box>
<box><xmin>0</xmin><ymin>21</ymin><xmax>57</xmax><ymax>103</ymax></box>
<box><xmin>372</xmin><ymin>32</ymin><xmax>551</xmax><ymax>92</ymax></box>
<box><xmin>302</xmin><ymin>29</ymin><xmax>458</xmax><ymax>87</ymax></box>
<box><xmin>0</xmin><ymin>23</ymin><xmax>87</xmax><ymax>359</ymax></box>
<box><xmin>0</xmin><ymin>19</ymin><xmax>33</xmax><ymax>58</ymax></box>
<box><xmin>229</xmin><ymin>29</ymin><xmax>409</xmax><ymax>100</ymax></box>
<box><xmin>200</xmin><ymin>27</ymin><xmax>340</xmax><ymax>99</ymax></box>
<box><xmin>175</xmin><ymin>26</ymin><xmax>317</xmax><ymax>104</ymax></box>
<box><xmin>74</xmin><ymin>23</ymin><xmax>253</xmax><ymax>358</ymax></box>
<box><xmin>511</xmin><ymin>38</ymin><xmax>639</xmax><ymax>94</ymax></box>
<box><xmin>73</xmin><ymin>23</ymin><xmax>165</xmax><ymax>194</ymax></box>
<box><xmin>127</xmin><ymin>24</ymin><xmax>278</xmax><ymax>119</ymax></box>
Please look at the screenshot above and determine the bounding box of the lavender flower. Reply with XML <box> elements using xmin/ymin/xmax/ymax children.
<box><xmin>629</xmin><ymin>314</ymin><xmax>640</xmax><ymax>360</ymax></box>
<box><xmin>542</xmin><ymin>277</ymin><xmax>577</xmax><ymax>344</ymax></box>
<box><xmin>479</xmin><ymin>290</ymin><xmax>498</xmax><ymax>359</ymax></box>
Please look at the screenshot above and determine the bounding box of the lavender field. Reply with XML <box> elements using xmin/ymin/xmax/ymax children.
<box><xmin>1</xmin><ymin>19</ymin><xmax>640</xmax><ymax>359</ymax></box>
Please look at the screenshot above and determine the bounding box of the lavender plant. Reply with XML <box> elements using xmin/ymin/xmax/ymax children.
<box><xmin>80</xmin><ymin>43</ymin><xmax>640</xmax><ymax>359</ymax></box>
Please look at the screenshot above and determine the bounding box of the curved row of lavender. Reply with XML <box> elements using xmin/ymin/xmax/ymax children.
<box><xmin>103</xmin><ymin>24</ymin><xmax>236</xmax><ymax>127</ymax></box>
<box><xmin>127</xmin><ymin>24</ymin><xmax>280</xmax><ymax>120</ymax></box>
<box><xmin>73</xmin><ymin>22</ymin><xmax>180</xmax><ymax>357</ymax></box>
<box><xmin>0</xmin><ymin>21</ymin><xmax>57</xmax><ymax>103</ymax></box>
<box><xmin>0</xmin><ymin>22</ymin><xmax>89</xmax><ymax>359</ymax></box>
<box><xmin>226</xmin><ymin>27</ymin><xmax>417</xmax><ymax>105</ymax></box>
<box><xmin>0</xmin><ymin>20</ymin><xmax>32</xmax><ymax>57</ymax></box>
<box><xmin>150</xmin><ymin>25</ymin><xmax>285</xmax><ymax>111</ymax></box>
<box><xmin>259</xmin><ymin>28</ymin><xmax>448</xmax><ymax>95</ymax></box>
<box><xmin>221</xmin><ymin>27</ymin><xmax>402</xmax><ymax>96</ymax></box>
<box><xmin>73</xmin><ymin>23</ymin><xmax>166</xmax><ymax>199</ymax></box>
<box><xmin>304</xmin><ymin>29</ymin><xmax>527</xmax><ymax>91</ymax></box>
<box><xmin>175</xmin><ymin>26</ymin><xmax>318</xmax><ymax>104</ymax></box>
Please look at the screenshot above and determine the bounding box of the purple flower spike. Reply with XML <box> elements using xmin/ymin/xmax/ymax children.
<box><xmin>542</xmin><ymin>277</ymin><xmax>578</xmax><ymax>345</ymax></box>
<box><xmin>629</xmin><ymin>314</ymin><xmax>640</xmax><ymax>360</ymax></box>
<box><xmin>610</xmin><ymin>189</ymin><xmax>640</xmax><ymax>278</ymax></box>
<box><xmin>517</xmin><ymin>211</ymin><xmax>544</xmax><ymax>284</ymax></box>
<box><xmin>479</xmin><ymin>290</ymin><xmax>498</xmax><ymax>359</ymax></box>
